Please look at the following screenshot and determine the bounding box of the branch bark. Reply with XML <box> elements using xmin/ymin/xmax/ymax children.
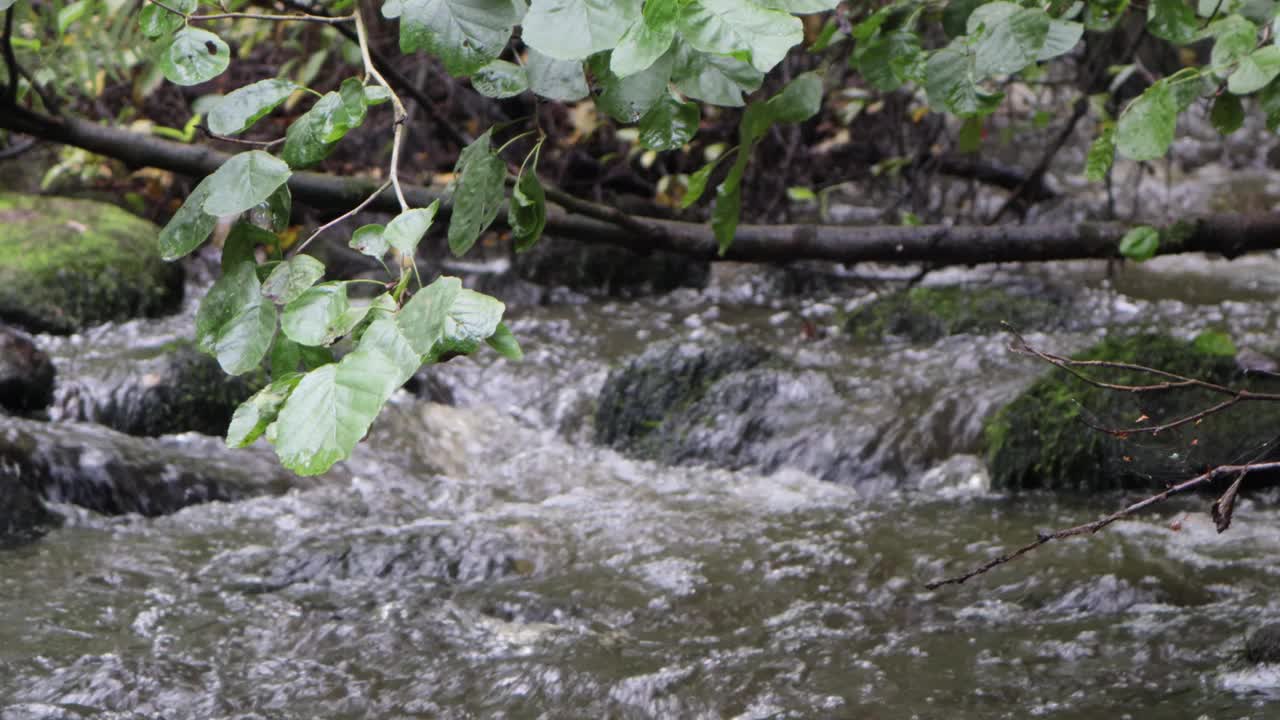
<box><xmin>8</xmin><ymin>106</ymin><xmax>1280</xmax><ymax>267</ymax></box>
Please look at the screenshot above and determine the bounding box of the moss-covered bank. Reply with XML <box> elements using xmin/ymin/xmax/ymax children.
<box><xmin>845</xmin><ymin>286</ymin><xmax>1067</xmax><ymax>343</ymax></box>
<box><xmin>0</xmin><ymin>193</ymin><xmax>183</xmax><ymax>334</ymax></box>
<box><xmin>985</xmin><ymin>333</ymin><xmax>1280</xmax><ymax>492</ymax></box>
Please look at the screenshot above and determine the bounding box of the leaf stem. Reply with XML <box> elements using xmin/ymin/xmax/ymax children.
<box><xmin>291</xmin><ymin>179</ymin><xmax>392</xmax><ymax>257</ymax></box>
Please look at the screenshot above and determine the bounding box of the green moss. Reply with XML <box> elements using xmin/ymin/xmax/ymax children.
<box><xmin>0</xmin><ymin>193</ymin><xmax>183</xmax><ymax>333</ymax></box>
<box><xmin>985</xmin><ymin>333</ymin><xmax>1280</xmax><ymax>492</ymax></box>
<box><xmin>845</xmin><ymin>286</ymin><xmax>1066</xmax><ymax>344</ymax></box>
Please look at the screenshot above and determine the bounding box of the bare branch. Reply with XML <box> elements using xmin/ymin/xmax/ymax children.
<box><xmin>925</xmin><ymin>460</ymin><xmax>1280</xmax><ymax>589</ymax></box>
<box><xmin>290</xmin><ymin>179</ymin><xmax>393</xmax><ymax>257</ymax></box>
<box><xmin>145</xmin><ymin>0</ymin><xmax>352</xmax><ymax>24</ymax></box>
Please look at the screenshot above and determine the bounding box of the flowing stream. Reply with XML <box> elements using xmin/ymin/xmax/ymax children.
<box><xmin>4</xmin><ymin>255</ymin><xmax>1280</xmax><ymax>719</ymax></box>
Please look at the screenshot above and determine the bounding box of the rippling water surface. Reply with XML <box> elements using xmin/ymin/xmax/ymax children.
<box><xmin>5</xmin><ymin>256</ymin><xmax>1280</xmax><ymax>718</ymax></box>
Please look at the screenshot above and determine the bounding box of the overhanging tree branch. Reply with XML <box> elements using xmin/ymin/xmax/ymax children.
<box><xmin>9</xmin><ymin>105</ymin><xmax>1280</xmax><ymax>267</ymax></box>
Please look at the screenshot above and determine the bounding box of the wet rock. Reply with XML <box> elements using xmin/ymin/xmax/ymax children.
<box><xmin>0</xmin><ymin>193</ymin><xmax>183</xmax><ymax>334</ymax></box>
<box><xmin>53</xmin><ymin>341</ymin><xmax>262</xmax><ymax>437</ymax></box>
<box><xmin>0</xmin><ymin>462</ymin><xmax>56</xmax><ymax>543</ymax></box>
<box><xmin>1245</xmin><ymin>623</ymin><xmax>1280</xmax><ymax>663</ymax></box>
<box><xmin>985</xmin><ymin>333</ymin><xmax>1280</xmax><ymax>492</ymax></box>
<box><xmin>515</xmin><ymin>235</ymin><xmax>709</xmax><ymax>298</ymax></box>
<box><xmin>595</xmin><ymin>339</ymin><xmax>771</xmax><ymax>452</ymax></box>
<box><xmin>223</xmin><ymin>524</ymin><xmax>525</xmax><ymax>594</ymax></box>
<box><xmin>844</xmin><ymin>285</ymin><xmax>1068</xmax><ymax>344</ymax></box>
<box><xmin>0</xmin><ymin>326</ymin><xmax>54</xmax><ymax>414</ymax></box>
<box><xmin>0</xmin><ymin>415</ymin><xmax>310</xmax><ymax>517</ymax></box>
<box><xmin>1041</xmin><ymin>575</ymin><xmax>1155</xmax><ymax>615</ymax></box>
<box><xmin>595</xmin><ymin>340</ymin><xmax>904</xmax><ymax>483</ymax></box>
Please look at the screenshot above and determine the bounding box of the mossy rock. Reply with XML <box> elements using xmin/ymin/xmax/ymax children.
<box><xmin>845</xmin><ymin>286</ymin><xmax>1067</xmax><ymax>344</ymax></box>
<box><xmin>594</xmin><ymin>339</ymin><xmax>771</xmax><ymax>453</ymax></box>
<box><xmin>984</xmin><ymin>333</ymin><xmax>1280</xmax><ymax>492</ymax></box>
<box><xmin>0</xmin><ymin>193</ymin><xmax>183</xmax><ymax>334</ymax></box>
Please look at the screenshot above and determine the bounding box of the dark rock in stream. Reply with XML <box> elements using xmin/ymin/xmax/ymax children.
<box><xmin>845</xmin><ymin>285</ymin><xmax>1069</xmax><ymax>344</ymax></box>
<box><xmin>985</xmin><ymin>333</ymin><xmax>1280</xmax><ymax>492</ymax></box>
<box><xmin>53</xmin><ymin>340</ymin><xmax>263</xmax><ymax>437</ymax></box>
<box><xmin>1245</xmin><ymin>623</ymin><xmax>1280</xmax><ymax>663</ymax></box>
<box><xmin>0</xmin><ymin>415</ymin><xmax>311</xmax><ymax>518</ymax></box>
<box><xmin>595</xmin><ymin>339</ymin><xmax>902</xmax><ymax>483</ymax></box>
<box><xmin>0</xmin><ymin>463</ymin><xmax>57</xmax><ymax>543</ymax></box>
<box><xmin>0</xmin><ymin>194</ymin><xmax>184</xmax><ymax>334</ymax></box>
<box><xmin>0</xmin><ymin>326</ymin><xmax>54</xmax><ymax>414</ymax></box>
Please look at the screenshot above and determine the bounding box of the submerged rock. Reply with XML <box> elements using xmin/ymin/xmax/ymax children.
<box><xmin>53</xmin><ymin>341</ymin><xmax>262</xmax><ymax>437</ymax></box>
<box><xmin>0</xmin><ymin>193</ymin><xmax>183</xmax><ymax>334</ymax></box>
<box><xmin>984</xmin><ymin>333</ymin><xmax>1280</xmax><ymax>492</ymax></box>
<box><xmin>844</xmin><ymin>285</ymin><xmax>1068</xmax><ymax>344</ymax></box>
<box><xmin>515</xmin><ymin>235</ymin><xmax>709</xmax><ymax>298</ymax></box>
<box><xmin>1245</xmin><ymin>623</ymin><xmax>1280</xmax><ymax>663</ymax></box>
<box><xmin>0</xmin><ymin>415</ymin><xmax>311</xmax><ymax>518</ymax></box>
<box><xmin>0</xmin><ymin>326</ymin><xmax>54</xmax><ymax>414</ymax></box>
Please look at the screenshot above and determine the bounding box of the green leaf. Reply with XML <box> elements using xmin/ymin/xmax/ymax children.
<box><xmin>1209</xmin><ymin>15</ymin><xmax>1258</xmax><ymax>69</ymax></box>
<box><xmin>943</xmin><ymin>0</ymin><xmax>984</xmax><ymax>37</ymax></box>
<box><xmin>156</xmin><ymin>27</ymin><xmax>230</xmax><ymax>86</ymax></box>
<box><xmin>208</xmin><ymin>79</ymin><xmax>300</xmax><ymax>136</ymax></box>
<box><xmin>350</xmin><ymin>223</ymin><xmax>390</xmax><ymax>258</ymax></box>
<box><xmin>364</xmin><ymin>85</ymin><xmax>393</xmax><ymax>105</ymax></box>
<box><xmin>485</xmin><ymin>322</ymin><xmax>523</xmax><ymax>360</ymax></box>
<box><xmin>261</xmin><ymin>255</ymin><xmax>326</xmax><ymax>304</ymax></box>
<box><xmin>139</xmin><ymin>0</ymin><xmax>194</xmax><ymax>38</ymax></box>
<box><xmin>396</xmin><ymin>0</ymin><xmax>519</xmax><ymax>76</ymax></box>
<box><xmin>1147</xmin><ymin>0</ymin><xmax>1198</xmax><ymax>44</ymax></box>
<box><xmin>1259</xmin><ymin>76</ymin><xmax>1280</xmax><ymax>128</ymax></box>
<box><xmin>1084</xmin><ymin>125</ymin><xmax>1115</xmax><ymax>182</ymax></box>
<box><xmin>282</xmin><ymin>84</ymin><xmax>370</xmax><ymax>168</ymax></box>
<box><xmin>226</xmin><ymin>373</ymin><xmax>304</xmax><ymax>448</ymax></box>
<box><xmin>926</xmin><ymin>42</ymin><xmax>1003</xmax><ymax>117</ymax></box>
<box><xmin>1085</xmin><ymin>0</ymin><xmax>1130</xmax><ymax>30</ymax></box>
<box><xmin>681</xmin><ymin>149</ymin><xmax>732</xmax><ymax>208</ymax></box>
<box><xmin>1116</xmin><ymin>80</ymin><xmax>1177</xmax><ymax>161</ymax></box>
<box><xmin>1118</xmin><ymin>225</ymin><xmax>1160</xmax><ymax>261</ymax></box>
<box><xmin>670</xmin><ymin>40</ymin><xmax>765</xmax><ymax>106</ymax></box>
<box><xmin>711</xmin><ymin>163</ymin><xmax>744</xmax><ymax>256</ymax></box>
<box><xmin>509</xmin><ymin>161</ymin><xmax>547</xmax><ymax>251</ymax></box>
<box><xmin>252</xmin><ymin>183</ymin><xmax>292</xmax><ymax>233</ymax></box>
<box><xmin>1228</xmin><ymin>45</ymin><xmax>1280</xmax><ymax>94</ymax></box>
<box><xmin>56</xmin><ymin>0</ymin><xmax>89</xmax><ymax>34</ymax></box>
<box><xmin>273</xmin><ymin>349</ymin><xmax>402</xmax><ymax>475</ymax></box>
<box><xmin>159</xmin><ymin>174</ymin><xmax>218</xmax><ymax>260</ymax></box>
<box><xmin>397</xmin><ymin>276</ymin><xmax>461</xmax><ymax>355</ymax></box>
<box><xmin>282</xmin><ymin>282</ymin><xmax>363</xmax><ymax>346</ymax></box>
<box><xmin>593</xmin><ymin>48</ymin><xmax>675</xmax><ymax>121</ymax></box>
<box><xmin>357</xmin><ymin>315</ymin><xmax>422</xmax><ymax>384</ymax></box>
<box><xmin>1193</xmin><ymin>330</ymin><xmax>1238</xmax><ymax>357</ymax></box>
<box><xmin>637</xmin><ymin>94</ymin><xmax>700</xmax><ymax>151</ymax></box>
<box><xmin>523</xmin><ymin>0</ymin><xmax>642</xmax><ymax>61</ymax></box>
<box><xmin>611</xmin><ymin>0</ymin><xmax>678</xmax><ymax>76</ymax></box>
<box><xmin>971</xmin><ymin>4</ymin><xmax>1051</xmax><ymax>77</ymax></box>
<box><xmin>223</xmin><ymin>223</ymin><xmax>276</xmax><ymax>269</ymax></box>
<box><xmin>526</xmin><ymin>49</ymin><xmax>590</xmax><ymax>101</ymax></box>
<box><xmin>447</xmin><ymin>131</ymin><xmax>506</xmax><ymax>256</ymax></box>
<box><xmin>271</xmin><ymin>337</ymin><xmax>303</xmax><ymax>374</ymax></box>
<box><xmin>1210</xmin><ymin>92</ymin><xmax>1245</xmax><ymax>134</ymax></box>
<box><xmin>756</xmin><ymin>0</ymin><xmax>839</xmax><ymax>10</ymax></box>
<box><xmin>472</xmin><ymin>59</ymin><xmax>529</xmax><ymax>98</ymax></box>
<box><xmin>857</xmin><ymin>30</ymin><xmax>923</xmax><ymax>92</ymax></box>
<box><xmin>202</xmin><ymin>151</ymin><xmax>293</xmax><ymax>217</ymax></box>
<box><xmin>195</xmin><ymin>260</ymin><xmax>278</xmax><ymax>375</ymax></box>
<box><xmin>427</xmin><ymin>286</ymin><xmax>506</xmax><ymax>361</ymax></box>
<box><xmin>385</xmin><ymin>202</ymin><xmax>440</xmax><ymax>255</ymax></box>
<box><xmin>1038</xmin><ymin>19</ymin><xmax>1084</xmax><ymax>60</ymax></box>
<box><xmin>677</xmin><ymin>0</ymin><xmax>804</xmax><ymax>73</ymax></box>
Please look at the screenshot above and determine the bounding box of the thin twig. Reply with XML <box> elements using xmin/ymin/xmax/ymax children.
<box><xmin>198</xmin><ymin>126</ymin><xmax>284</xmax><ymax>148</ymax></box>
<box><xmin>925</xmin><ymin>459</ymin><xmax>1280</xmax><ymax>589</ymax></box>
<box><xmin>146</xmin><ymin>0</ymin><xmax>352</xmax><ymax>23</ymax></box>
<box><xmin>987</xmin><ymin>95</ymin><xmax>1088</xmax><ymax>223</ymax></box>
<box><xmin>290</xmin><ymin>179</ymin><xmax>392</xmax><ymax>257</ymax></box>
<box><xmin>354</xmin><ymin>6</ymin><xmax>408</xmax><ymax>212</ymax></box>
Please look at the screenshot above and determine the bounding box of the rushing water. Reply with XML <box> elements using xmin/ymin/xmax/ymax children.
<box><xmin>5</xmin><ymin>255</ymin><xmax>1280</xmax><ymax>718</ymax></box>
